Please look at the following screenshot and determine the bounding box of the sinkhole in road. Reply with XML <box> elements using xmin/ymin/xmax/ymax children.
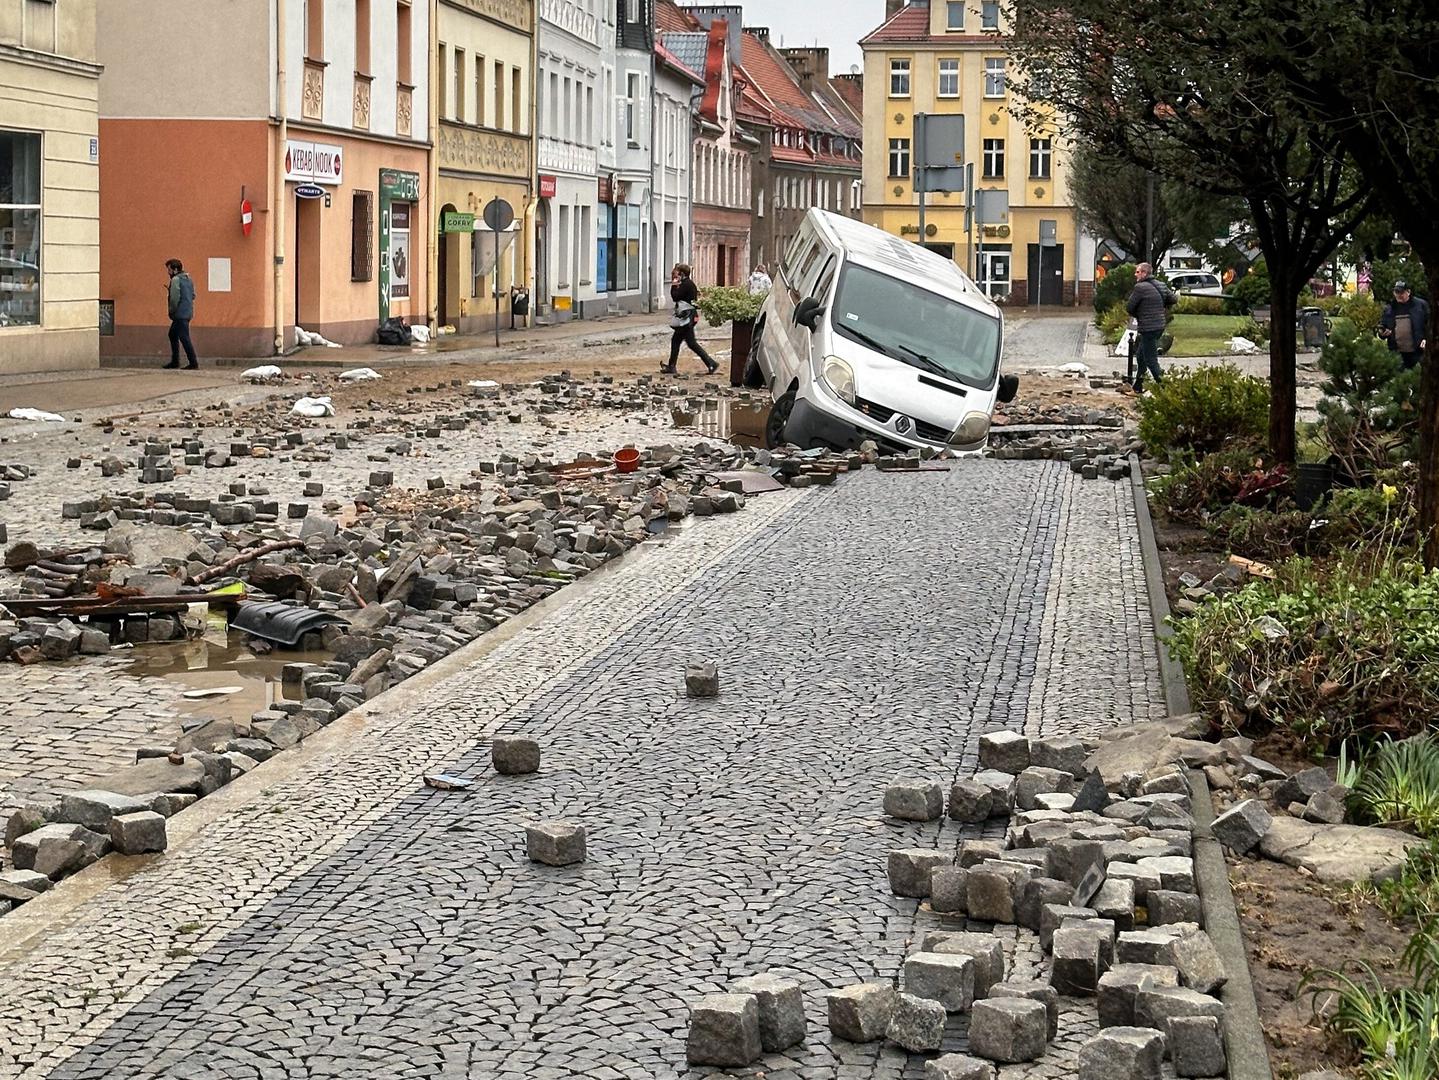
<box><xmin>670</xmin><ymin>396</ymin><xmax>768</xmax><ymax>446</ymax></box>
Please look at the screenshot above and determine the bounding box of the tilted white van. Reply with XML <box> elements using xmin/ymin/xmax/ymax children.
<box><xmin>747</xmin><ymin>208</ymin><xmax>1018</xmax><ymax>452</ymax></box>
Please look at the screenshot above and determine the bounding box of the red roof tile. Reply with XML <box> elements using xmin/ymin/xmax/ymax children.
<box><xmin>655</xmin><ymin>0</ymin><xmax>701</xmax><ymax>33</ymax></box>
<box><xmin>860</xmin><ymin>5</ymin><xmax>995</xmax><ymax>45</ymax></box>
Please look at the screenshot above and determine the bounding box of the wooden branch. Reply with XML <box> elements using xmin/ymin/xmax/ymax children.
<box><xmin>185</xmin><ymin>539</ymin><xmax>304</xmax><ymax>586</ymax></box>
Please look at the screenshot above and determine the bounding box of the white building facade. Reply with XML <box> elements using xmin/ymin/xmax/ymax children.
<box><xmin>651</xmin><ymin>42</ymin><xmax>701</xmax><ymax>309</ymax></box>
<box><xmin>535</xmin><ymin>0</ymin><xmax>605</xmax><ymax>319</ymax></box>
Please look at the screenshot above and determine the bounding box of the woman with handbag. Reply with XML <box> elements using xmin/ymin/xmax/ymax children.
<box><xmin>664</xmin><ymin>264</ymin><xmax>718</xmax><ymax>375</ymax></box>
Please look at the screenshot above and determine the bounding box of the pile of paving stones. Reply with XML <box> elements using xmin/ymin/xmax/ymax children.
<box><xmin>988</xmin><ymin>430</ymin><xmax>1143</xmax><ymax>481</ymax></box>
<box><xmin>1167</xmin><ymin>563</ymin><xmax>1257</xmax><ymax>618</ymax></box>
<box><xmin>687</xmin><ymin>714</ymin><xmax>1234</xmax><ymax>1077</ymax></box>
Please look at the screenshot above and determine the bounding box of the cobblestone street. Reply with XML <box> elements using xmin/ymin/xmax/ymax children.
<box><xmin>0</xmin><ymin>455</ymin><xmax>1163</xmax><ymax>1079</ymax></box>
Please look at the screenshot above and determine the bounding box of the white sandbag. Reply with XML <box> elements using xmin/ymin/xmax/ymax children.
<box><xmin>7</xmin><ymin>407</ymin><xmax>65</xmax><ymax>422</ymax></box>
<box><xmin>241</xmin><ymin>365</ymin><xmax>282</xmax><ymax>382</ymax></box>
<box><xmin>291</xmin><ymin>395</ymin><xmax>335</xmax><ymax>417</ymax></box>
<box><xmin>1058</xmin><ymin>362</ymin><xmax>1090</xmax><ymax>375</ymax></box>
<box><xmin>410</xmin><ymin>324</ymin><xmax>433</xmax><ymax>344</ymax></box>
<box><xmin>1112</xmin><ymin>329</ymin><xmax>1138</xmax><ymax>357</ymax></box>
<box><xmin>1229</xmin><ymin>336</ymin><xmax>1260</xmax><ymax>355</ymax></box>
<box><xmin>339</xmin><ymin>367</ymin><xmax>382</xmax><ymax>381</ymax></box>
<box><xmin>295</xmin><ymin>326</ymin><xmax>342</xmax><ymax>348</ymax></box>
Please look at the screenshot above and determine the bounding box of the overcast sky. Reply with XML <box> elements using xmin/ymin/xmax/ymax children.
<box><xmin>746</xmin><ymin>0</ymin><xmax>879</xmax><ymax>76</ymax></box>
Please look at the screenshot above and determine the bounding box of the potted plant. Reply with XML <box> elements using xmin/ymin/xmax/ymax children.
<box><xmin>696</xmin><ymin>285</ymin><xmax>767</xmax><ymax>387</ymax></box>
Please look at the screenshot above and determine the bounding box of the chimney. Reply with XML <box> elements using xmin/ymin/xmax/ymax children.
<box><xmin>746</xmin><ymin>25</ymin><xmax>769</xmax><ymax>42</ymax></box>
<box><xmin>885</xmin><ymin>0</ymin><xmax>905</xmax><ymax>18</ymax></box>
<box><xmin>779</xmin><ymin>47</ymin><xmax>830</xmax><ymax>92</ymax></box>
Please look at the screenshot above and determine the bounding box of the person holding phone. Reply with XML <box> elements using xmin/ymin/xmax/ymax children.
<box><xmin>163</xmin><ymin>258</ymin><xmax>198</xmax><ymax>370</ymax></box>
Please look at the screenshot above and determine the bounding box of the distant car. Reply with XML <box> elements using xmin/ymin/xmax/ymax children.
<box><xmin>1166</xmin><ymin>271</ymin><xmax>1225</xmax><ymax>298</ymax></box>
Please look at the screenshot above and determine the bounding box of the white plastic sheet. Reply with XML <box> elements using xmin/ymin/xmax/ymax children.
<box><xmin>1229</xmin><ymin>336</ymin><xmax>1260</xmax><ymax>355</ymax></box>
<box><xmin>291</xmin><ymin>395</ymin><xmax>335</xmax><ymax>417</ymax></box>
<box><xmin>1058</xmin><ymin>362</ymin><xmax>1090</xmax><ymax>375</ymax></box>
<box><xmin>410</xmin><ymin>324</ymin><xmax>433</xmax><ymax>344</ymax></box>
<box><xmin>241</xmin><ymin>365</ymin><xmax>282</xmax><ymax>382</ymax></box>
<box><xmin>6</xmin><ymin>408</ymin><xmax>65</xmax><ymax>422</ymax></box>
<box><xmin>295</xmin><ymin>326</ymin><xmax>342</xmax><ymax>348</ymax></box>
<box><xmin>339</xmin><ymin>367</ymin><xmax>382</xmax><ymax>381</ymax></box>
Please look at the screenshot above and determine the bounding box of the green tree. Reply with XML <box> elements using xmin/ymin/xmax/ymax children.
<box><xmin>1255</xmin><ymin>0</ymin><xmax>1439</xmax><ymax>563</ymax></box>
<box><xmin>1007</xmin><ymin>0</ymin><xmax>1376</xmax><ymax>465</ymax></box>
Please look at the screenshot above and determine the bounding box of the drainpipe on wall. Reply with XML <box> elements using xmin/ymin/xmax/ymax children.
<box><xmin>647</xmin><ymin>44</ymin><xmax>657</xmax><ymax>314</ymax></box>
<box><xmin>273</xmin><ymin>0</ymin><xmax>288</xmax><ymax>355</ymax></box>
<box><xmin>527</xmin><ymin>2</ymin><xmax>539</xmax><ymax>328</ymax></box>
<box><xmin>427</xmin><ymin>0</ymin><xmax>440</xmax><ymax>332</ymax></box>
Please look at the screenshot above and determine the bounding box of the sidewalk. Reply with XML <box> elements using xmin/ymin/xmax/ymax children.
<box><xmin>97</xmin><ymin>311</ymin><xmax>680</xmax><ymax>370</ymax></box>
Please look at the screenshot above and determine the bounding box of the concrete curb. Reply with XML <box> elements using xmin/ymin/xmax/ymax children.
<box><xmin>1129</xmin><ymin>452</ymin><xmax>1273</xmax><ymax>1080</ymax></box>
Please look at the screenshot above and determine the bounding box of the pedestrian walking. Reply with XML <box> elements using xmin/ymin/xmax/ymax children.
<box><xmin>747</xmin><ymin>263</ymin><xmax>772</xmax><ymax>295</ymax></box>
<box><xmin>163</xmin><ymin>258</ymin><xmax>198</xmax><ymax>370</ymax></box>
<box><xmin>1125</xmin><ymin>261</ymin><xmax>1174</xmax><ymax>392</ymax></box>
<box><xmin>664</xmin><ymin>263</ymin><xmax>717</xmax><ymax>376</ymax></box>
<box><xmin>1379</xmin><ymin>279</ymin><xmax>1429</xmax><ymax>369</ymax></box>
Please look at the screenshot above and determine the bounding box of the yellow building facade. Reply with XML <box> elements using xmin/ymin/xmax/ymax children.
<box><xmin>860</xmin><ymin>0</ymin><xmax>1080</xmax><ymax>306</ymax></box>
<box><xmin>0</xmin><ymin>0</ymin><xmax>100</xmax><ymax>371</ymax></box>
<box><xmin>434</xmin><ymin>0</ymin><xmax>535</xmax><ymax>334</ymax></box>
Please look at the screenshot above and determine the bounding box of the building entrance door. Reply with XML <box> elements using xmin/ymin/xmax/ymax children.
<box><xmin>1026</xmin><ymin>243</ymin><xmax>1065</xmax><ymax>305</ymax></box>
<box><xmin>294</xmin><ymin>194</ymin><xmax>322</xmax><ymax>339</ymax></box>
<box><xmin>978</xmin><ymin>248</ymin><xmax>1011</xmax><ymax>300</ymax></box>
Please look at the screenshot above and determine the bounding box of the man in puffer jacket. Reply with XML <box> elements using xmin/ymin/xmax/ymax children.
<box><xmin>1125</xmin><ymin>261</ymin><xmax>1174</xmax><ymax>392</ymax></box>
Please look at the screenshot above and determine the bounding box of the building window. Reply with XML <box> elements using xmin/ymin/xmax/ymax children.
<box><xmin>476</xmin><ymin>63</ymin><xmax>486</xmax><ymax>126</ymax></box>
<box><xmin>946</xmin><ymin>0</ymin><xmax>964</xmax><ymax>30</ymax></box>
<box><xmin>984</xmin><ymin>57</ymin><xmax>1006</xmax><ymax>97</ymax></box>
<box><xmin>494</xmin><ymin>61</ymin><xmax>506</xmax><ymax>132</ymax></box>
<box><xmin>0</xmin><ymin>131</ymin><xmax>41</xmax><ymax>327</ymax></box>
<box><xmin>983</xmin><ymin>137</ymin><xmax>1005</xmax><ymax>178</ymax></box>
<box><xmin>889</xmin><ymin>58</ymin><xmax>911</xmax><ymax>98</ymax></box>
<box><xmin>1029</xmin><ymin>137</ymin><xmax>1052</xmax><ymax>179</ymax></box>
<box><xmin>471</xmin><ymin>228</ymin><xmax>484</xmax><ymax>298</ymax></box>
<box><xmin>437</xmin><ymin>44</ymin><xmax>448</xmax><ymax>118</ymax></box>
<box><xmin>304</xmin><ymin>0</ymin><xmax>324</xmax><ymax>60</ymax></box>
<box><xmin>355</xmin><ymin>0</ymin><xmax>371</xmax><ymax>75</ymax></box>
<box><xmin>396</xmin><ymin>1</ymin><xmax>412</xmax><ymax>85</ymax></box>
<box><xmin>981</xmin><ymin>0</ymin><xmax>1000</xmax><ymax>30</ymax></box>
<box><xmin>938</xmin><ymin>58</ymin><xmax>960</xmax><ymax>98</ymax></box>
<box><xmin>626</xmin><ymin>72</ymin><xmax>641</xmax><ymax>145</ymax></box>
<box><xmin>453</xmin><ymin>50</ymin><xmax>465</xmax><ymax>122</ymax></box>
<box><xmin>887</xmin><ymin>137</ymin><xmax>911</xmax><ymax>178</ymax></box>
<box><xmin>626</xmin><ymin>0</ymin><xmax>640</xmax><ymax>21</ymax></box>
<box><xmin>513</xmin><ymin>67</ymin><xmax>522</xmax><ymax>132</ymax></box>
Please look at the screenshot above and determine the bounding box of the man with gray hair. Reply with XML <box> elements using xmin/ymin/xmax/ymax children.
<box><xmin>1125</xmin><ymin>261</ymin><xmax>1174</xmax><ymax>392</ymax></box>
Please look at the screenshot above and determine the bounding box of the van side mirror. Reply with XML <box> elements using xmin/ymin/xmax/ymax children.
<box><xmin>998</xmin><ymin>374</ymin><xmax>1020</xmax><ymax>403</ymax></box>
<box><xmin>793</xmin><ymin>296</ymin><xmax>824</xmax><ymax>331</ymax></box>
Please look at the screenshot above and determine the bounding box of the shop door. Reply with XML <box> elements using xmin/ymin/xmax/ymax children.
<box><xmin>716</xmin><ymin>244</ymin><xmax>727</xmax><ymax>285</ymax></box>
<box><xmin>1026</xmin><ymin>244</ymin><xmax>1065</xmax><ymax>304</ymax></box>
<box><xmin>536</xmin><ymin>204</ymin><xmax>549</xmax><ymax>308</ymax></box>
<box><xmin>979</xmin><ymin>248</ymin><xmax>1011</xmax><ymax>300</ymax></box>
<box><xmin>437</xmin><ymin>229</ymin><xmax>449</xmax><ymax>325</ymax></box>
<box><xmin>294</xmin><ymin>195</ymin><xmax>322</xmax><ymax>336</ymax></box>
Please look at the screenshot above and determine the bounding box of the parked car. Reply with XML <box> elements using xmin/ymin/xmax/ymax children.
<box><xmin>1166</xmin><ymin>270</ymin><xmax>1225</xmax><ymax>297</ymax></box>
<box><xmin>746</xmin><ymin>208</ymin><xmax>1018</xmax><ymax>453</ymax></box>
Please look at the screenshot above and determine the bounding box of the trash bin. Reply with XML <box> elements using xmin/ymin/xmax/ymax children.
<box><xmin>510</xmin><ymin>287</ymin><xmax>530</xmax><ymax>330</ymax></box>
<box><xmin>1299</xmin><ymin>306</ymin><xmax>1329</xmax><ymax>349</ymax></box>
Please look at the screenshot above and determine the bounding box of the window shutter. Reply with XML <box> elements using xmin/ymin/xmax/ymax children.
<box><xmin>351</xmin><ymin>191</ymin><xmax>374</xmax><ymax>281</ymax></box>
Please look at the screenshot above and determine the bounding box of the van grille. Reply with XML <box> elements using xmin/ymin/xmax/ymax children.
<box><xmin>855</xmin><ymin>397</ymin><xmax>952</xmax><ymax>444</ymax></box>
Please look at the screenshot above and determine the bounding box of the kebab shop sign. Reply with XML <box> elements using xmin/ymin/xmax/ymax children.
<box><xmin>284</xmin><ymin>139</ymin><xmax>344</xmax><ymax>186</ymax></box>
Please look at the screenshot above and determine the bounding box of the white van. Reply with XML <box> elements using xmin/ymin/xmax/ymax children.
<box><xmin>747</xmin><ymin>208</ymin><xmax>1017</xmax><ymax>453</ymax></box>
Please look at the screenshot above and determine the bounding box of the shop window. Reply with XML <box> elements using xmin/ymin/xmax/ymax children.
<box><xmin>0</xmin><ymin>131</ymin><xmax>42</xmax><ymax>328</ymax></box>
<box><xmin>351</xmin><ymin>191</ymin><xmax>374</xmax><ymax>281</ymax></box>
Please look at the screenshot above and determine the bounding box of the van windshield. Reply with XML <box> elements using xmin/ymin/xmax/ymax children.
<box><xmin>830</xmin><ymin>264</ymin><xmax>1001</xmax><ymax>387</ymax></box>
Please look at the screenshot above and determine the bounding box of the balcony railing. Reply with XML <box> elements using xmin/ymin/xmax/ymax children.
<box><xmin>538</xmin><ymin>135</ymin><xmax>597</xmax><ymax>176</ymax></box>
<box><xmin>538</xmin><ymin>0</ymin><xmax>597</xmax><ymax>43</ymax></box>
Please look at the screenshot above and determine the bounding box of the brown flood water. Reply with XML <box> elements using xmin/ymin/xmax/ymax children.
<box><xmin>122</xmin><ymin>637</ymin><xmax>327</xmax><ymax>724</ymax></box>
<box><xmin>671</xmin><ymin>397</ymin><xmax>769</xmax><ymax>446</ymax></box>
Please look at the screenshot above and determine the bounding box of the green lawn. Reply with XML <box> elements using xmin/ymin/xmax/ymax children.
<box><xmin>1166</xmin><ymin>314</ymin><xmax>1254</xmax><ymax>357</ymax></box>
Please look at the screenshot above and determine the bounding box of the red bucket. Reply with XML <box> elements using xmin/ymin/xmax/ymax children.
<box><xmin>613</xmin><ymin>447</ymin><xmax>641</xmax><ymax>474</ymax></box>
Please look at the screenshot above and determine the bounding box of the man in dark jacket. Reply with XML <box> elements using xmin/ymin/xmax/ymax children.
<box><xmin>163</xmin><ymin>258</ymin><xmax>198</xmax><ymax>369</ymax></box>
<box><xmin>1379</xmin><ymin>280</ymin><xmax>1429</xmax><ymax>370</ymax></box>
<box><xmin>1125</xmin><ymin>262</ymin><xmax>1173</xmax><ymax>392</ymax></box>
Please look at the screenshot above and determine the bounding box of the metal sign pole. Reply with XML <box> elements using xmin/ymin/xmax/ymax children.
<box><xmin>914</xmin><ymin>113</ymin><xmax>926</xmax><ymax>247</ymax></box>
<box><xmin>494</xmin><ymin>211</ymin><xmax>501</xmax><ymax>349</ymax></box>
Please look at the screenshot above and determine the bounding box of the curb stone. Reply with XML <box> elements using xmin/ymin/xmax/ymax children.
<box><xmin>1129</xmin><ymin>451</ymin><xmax>1273</xmax><ymax>1080</ymax></box>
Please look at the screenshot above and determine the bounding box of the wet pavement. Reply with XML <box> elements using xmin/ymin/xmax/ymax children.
<box><xmin>0</xmin><ymin>460</ymin><xmax>1163</xmax><ymax>1080</ymax></box>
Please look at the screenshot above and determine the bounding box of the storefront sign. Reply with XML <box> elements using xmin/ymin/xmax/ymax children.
<box><xmin>295</xmin><ymin>183</ymin><xmax>325</xmax><ymax>200</ymax></box>
<box><xmin>285</xmin><ymin>139</ymin><xmax>344</xmax><ymax>185</ymax></box>
<box><xmin>442</xmin><ymin>212</ymin><xmax>475</xmax><ymax>233</ymax></box>
<box><xmin>597</xmin><ymin>175</ymin><xmax>612</xmax><ymax>205</ymax></box>
<box><xmin>538</xmin><ymin>174</ymin><xmax>556</xmax><ymax>199</ymax></box>
<box><xmin>378</xmin><ymin>170</ymin><xmax>421</xmax><ymax>322</ymax></box>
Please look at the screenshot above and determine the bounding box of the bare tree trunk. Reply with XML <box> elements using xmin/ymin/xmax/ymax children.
<box><xmin>1419</xmin><ymin>264</ymin><xmax>1439</xmax><ymax>569</ymax></box>
<box><xmin>1268</xmin><ymin>269</ymin><xmax>1300</xmax><ymax>464</ymax></box>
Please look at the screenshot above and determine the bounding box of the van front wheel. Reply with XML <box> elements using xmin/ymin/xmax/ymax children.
<box><xmin>764</xmin><ymin>390</ymin><xmax>796</xmax><ymax>449</ymax></box>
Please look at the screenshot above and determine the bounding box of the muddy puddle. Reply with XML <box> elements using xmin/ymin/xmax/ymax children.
<box><xmin>671</xmin><ymin>397</ymin><xmax>769</xmax><ymax>446</ymax></box>
<box><xmin>122</xmin><ymin>637</ymin><xmax>327</xmax><ymax>723</ymax></box>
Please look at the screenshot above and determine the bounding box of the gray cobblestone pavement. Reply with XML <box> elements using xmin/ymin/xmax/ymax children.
<box><xmin>0</xmin><ymin>458</ymin><xmax>1164</xmax><ymax>1079</ymax></box>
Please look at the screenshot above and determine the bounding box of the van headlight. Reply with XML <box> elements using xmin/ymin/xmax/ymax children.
<box><xmin>949</xmin><ymin>410</ymin><xmax>991</xmax><ymax>446</ymax></box>
<box><xmin>821</xmin><ymin>356</ymin><xmax>856</xmax><ymax>405</ymax></box>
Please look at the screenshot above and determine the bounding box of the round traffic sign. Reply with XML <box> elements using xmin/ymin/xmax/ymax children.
<box><xmin>483</xmin><ymin>198</ymin><xmax>515</xmax><ymax>231</ymax></box>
